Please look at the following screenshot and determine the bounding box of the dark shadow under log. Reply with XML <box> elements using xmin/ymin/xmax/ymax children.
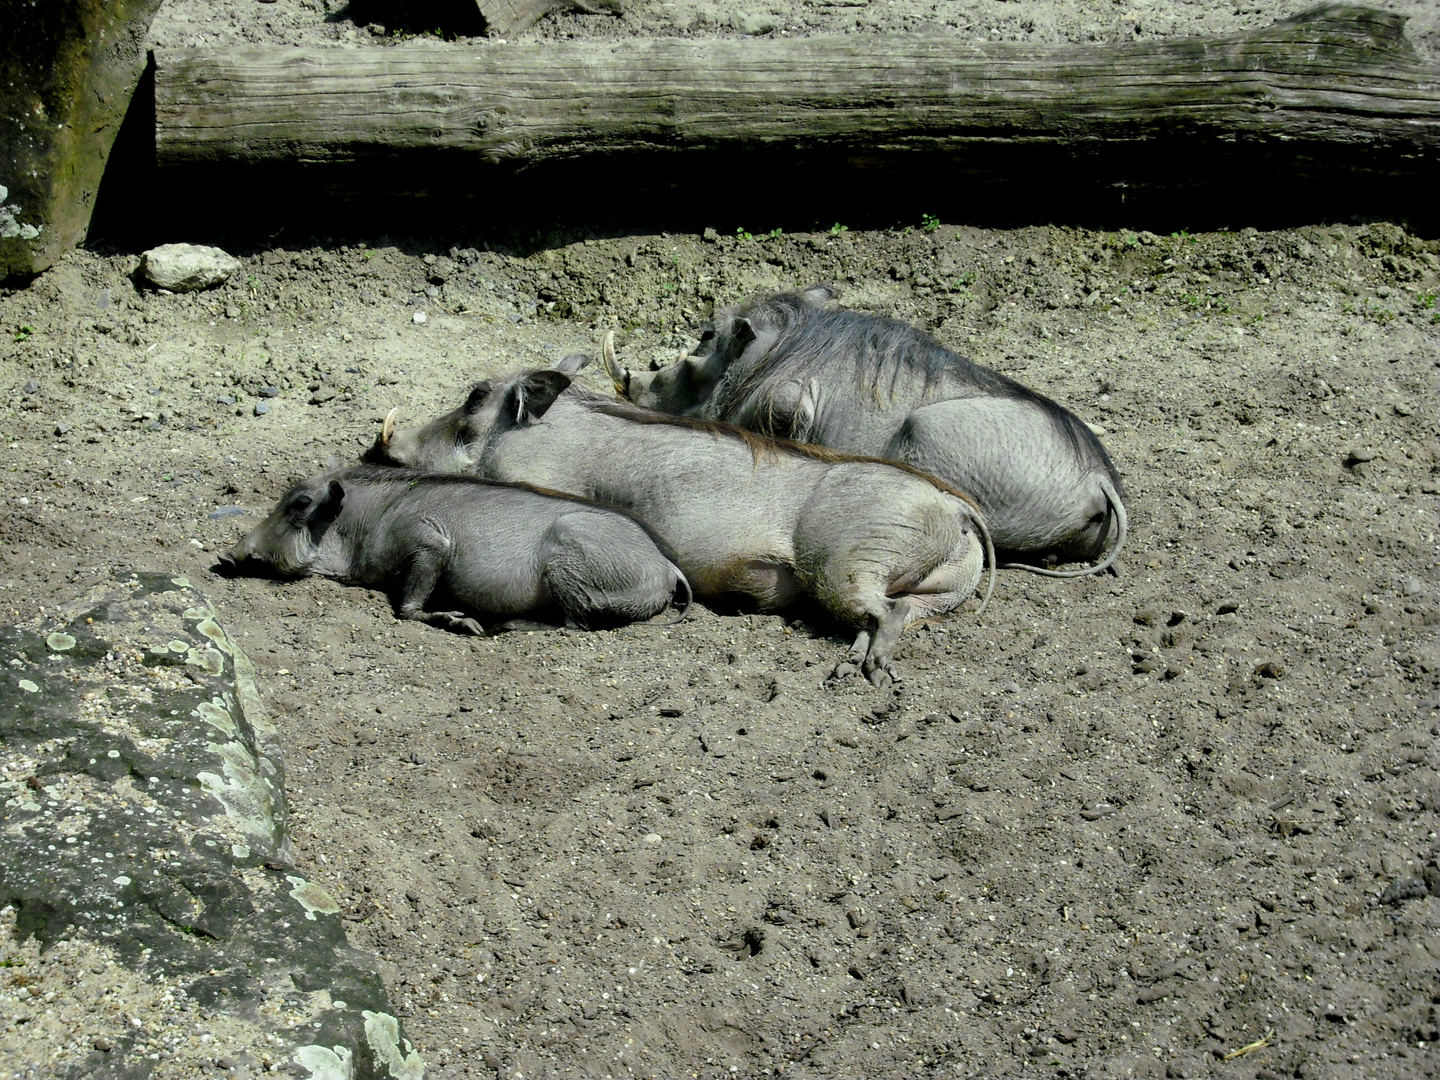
<box><xmin>142</xmin><ymin>6</ymin><xmax>1440</xmax><ymax>236</ymax></box>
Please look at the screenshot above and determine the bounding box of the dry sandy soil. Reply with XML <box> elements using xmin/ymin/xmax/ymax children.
<box><xmin>4</xmin><ymin>2</ymin><xmax>1440</xmax><ymax>1078</ymax></box>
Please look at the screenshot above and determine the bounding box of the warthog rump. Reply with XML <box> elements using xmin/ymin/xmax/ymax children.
<box><xmin>602</xmin><ymin>287</ymin><xmax>1127</xmax><ymax>576</ymax></box>
<box><xmin>219</xmin><ymin>465</ymin><xmax>691</xmax><ymax>634</ymax></box>
<box><xmin>369</xmin><ymin>370</ymin><xmax>996</xmax><ymax>686</ymax></box>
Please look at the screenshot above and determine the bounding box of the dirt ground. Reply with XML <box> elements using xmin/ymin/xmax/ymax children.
<box><xmin>4</xmin><ymin>2</ymin><xmax>1440</xmax><ymax>1078</ymax></box>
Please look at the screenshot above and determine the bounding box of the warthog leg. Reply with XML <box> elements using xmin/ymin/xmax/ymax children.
<box><xmin>393</xmin><ymin>529</ymin><xmax>487</xmax><ymax>636</ymax></box>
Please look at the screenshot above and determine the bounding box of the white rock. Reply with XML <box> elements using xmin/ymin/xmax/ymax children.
<box><xmin>140</xmin><ymin>243</ymin><xmax>241</xmax><ymax>292</ymax></box>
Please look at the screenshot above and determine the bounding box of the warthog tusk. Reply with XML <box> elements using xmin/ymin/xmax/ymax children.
<box><xmin>602</xmin><ymin>329</ymin><xmax>629</xmax><ymax>395</ymax></box>
<box><xmin>381</xmin><ymin>407</ymin><xmax>398</xmax><ymax>449</ymax></box>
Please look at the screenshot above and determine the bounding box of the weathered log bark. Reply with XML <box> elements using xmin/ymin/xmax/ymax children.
<box><xmin>473</xmin><ymin>0</ymin><xmax>626</xmax><ymax>39</ymax></box>
<box><xmin>155</xmin><ymin>6</ymin><xmax>1439</xmax><ymax>175</ymax></box>
<box><xmin>0</xmin><ymin>0</ymin><xmax>164</xmax><ymax>278</ymax></box>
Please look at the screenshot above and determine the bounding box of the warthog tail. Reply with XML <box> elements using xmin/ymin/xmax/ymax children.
<box><xmin>658</xmin><ymin>569</ymin><xmax>695</xmax><ymax>625</ymax></box>
<box><xmin>998</xmin><ymin>478</ymin><xmax>1128</xmax><ymax>579</ymax></box>
<box><xmin>972</xmin><ymin>505</ymin><xmax>998</xmax><ymax>619</ymax></box>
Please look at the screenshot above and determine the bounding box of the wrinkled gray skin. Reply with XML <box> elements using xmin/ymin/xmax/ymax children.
<box><xmin>370</xmin><ymin>371</ymin><xmax>994</xmax><ymax>686</ymax></box>
<box><xmin>604</xmin><ymin>286</ymin><xmax>1127</xmax><ymax>576</ymax></box>
<box><xmin>219</xmin><ymin>465</ymin><xmax>691</xmax><ymax>634</ymax></box>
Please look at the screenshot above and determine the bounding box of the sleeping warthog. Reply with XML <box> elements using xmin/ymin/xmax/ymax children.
<box><xmin>219</xmin><ymin>465</ymin><xmax>691</xmax><ymax>633</ymax></box>
<box><xmin>602</xmin><ymin>287</ymin><xmax>1127</xmax><ymax>576</ymax></box>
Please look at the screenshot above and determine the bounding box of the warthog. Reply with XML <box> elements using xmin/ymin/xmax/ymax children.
<box><xmin>218</xmin><ymin>465</ymin><xmax>691</xmax><ymax>633</ymax></box>
<box><xmin>369</xmin><ymin>371</ymin><xmax>996</xmax><ymax>685</ymax></box>
<box><xmin>601</xmin><ymin>286</ymin><xmax>1127</xmax><ymax>576</ymax></box>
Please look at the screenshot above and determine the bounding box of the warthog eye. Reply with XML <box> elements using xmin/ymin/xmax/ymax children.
<box><xmin>464</xmin><ymin>383</ymin><xmax>491</xmax><ymax>413</ymax></box>
<box><xmin>291</xmin><ymin>495</ymin><xmax>313</xmax><ymax>511</ymax></box>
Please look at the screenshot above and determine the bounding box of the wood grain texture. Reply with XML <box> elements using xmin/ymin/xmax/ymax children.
<box><xmin>154</xmin><ymin>6</ymin><xmax>1440</xmax><ymax>174</ymax></box>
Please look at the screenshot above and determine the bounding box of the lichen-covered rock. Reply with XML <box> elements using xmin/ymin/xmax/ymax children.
<box><xmin>0</xmin><ymin>571</ymin><xmax>424</xmax><ymax>1080</ymax></box>
<box><xmin>140</xmin><ymin>243</ymin><xmax>243</xmax><ymax>292</ymax></box>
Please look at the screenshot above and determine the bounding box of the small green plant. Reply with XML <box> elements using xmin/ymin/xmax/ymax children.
<box><xmin>1415</xmin><ymin>291</ymin><xmax>1436</xmax><ymax>310</ymax></box>
<box><xmin>735</xmin><ymin>227</ymin><xmax>753</xmax><ymax>242</ymax></box>
<box><xmin>1179</xmin><ymin>292</ymin><xmax>1205</xmax><ymax>310</ymax></box>
<box><xmin>1171</xmin><ymin>230</ymin><xmax>1196</xmax><ymax>244</ymax></box>
<box><xmin>1367</xmin><ymin>302</ymin><xmax>1395</xmax><ymax>324</ymax></box>
<box><xmin>1124</xmin><ymin>233</ymin><xmax>1140</xmax><ymax>249</ymax></box>
<box><xmin>830</xmin><ymin>222</ymin><xmax>849</xmax><ymax>236</ymax></box>
<box><xmin>921</xmin><ymin>213</ymin><xmax>940</xmax><ymax>234</ymax></box>
<box><xmin>767</xmin><ymin>227</ymin><xmax>783</xmax><ymax>240</ymax></box>
<box><xmin>12</xmin><ymin>325</ymin><xmax>34</xmax><ymax>342</ymax></box>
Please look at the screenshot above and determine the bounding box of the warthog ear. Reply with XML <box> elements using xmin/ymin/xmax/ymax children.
<box><xmin>731</xmin><ymin>317</ymin><xmax>757</xmax><ymax>351</ymax></box>
<box><xmin>312</xmin><ymin>479</ymin><xmax>345</xmax><ymax>531</ymax></box>
<box><xmin>509</xmin><ymin>370</ymin><xmax>571</xmax><ymax>424</ymax></box>
<box><xmin>552</xmin><ymin>352</ymin><xmax>593</xmax><ymax>375</ymax></box>
<box><xmin>800</xmin><ymin>283</ymin><xmax>835</xmax><ymax>306</ymax></box>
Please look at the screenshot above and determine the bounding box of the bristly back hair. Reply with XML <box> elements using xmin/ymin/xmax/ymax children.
<box><xmin>709</xmin><ymin>289</ymin><xmax>1109</xmax><ymax>474</ymax></box>
<box><xmin>570</xmin><ymin>385</ymin><xmax>985</xmax><ymax>515</ymax></box>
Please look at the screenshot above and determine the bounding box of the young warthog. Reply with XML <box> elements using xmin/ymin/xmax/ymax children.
<box><xmin>370</xmin><ymin>371</ymin><xmax>996</xmax><ymax>685</ymax></box>
<box><xmin>218</xmin><ymin>465</ymin><xmax>691</xmax><ymax>633</ymax></box>
<box><xmin>601</xmin><ymin>287</ymin><xmax>1127</xmax><ymax>576</ymax></box>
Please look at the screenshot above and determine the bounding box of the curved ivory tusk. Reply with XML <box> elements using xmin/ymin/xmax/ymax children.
<box><xmin>380</xmin><ymin>407</ymin><xmax>398</xmax><ymax>449</ymax></box>
<box><xmin>601</xmin><ymin>330</ymin><xmax>630</xmax><ymax>395</ymax></box>
<box><xmin>676</xmin><ymin>350</ymin><xmax>689</xmax><ymax>364</ymax></box>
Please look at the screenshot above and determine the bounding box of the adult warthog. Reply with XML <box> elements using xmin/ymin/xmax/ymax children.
<box><xmin>602</xmin><ymin>286</ymin><xmax>1127</xmax><ymax>576</ymax></box>
<box><xmin>369</xmin><ymin>369</ymin><xmax>996</xmax><ymax>686</ymax></box>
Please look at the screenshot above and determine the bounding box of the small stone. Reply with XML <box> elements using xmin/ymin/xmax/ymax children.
<box><xmin>1003</xmin><ymin>681</ymin><xmax>1021</xmax><ymax>694</ymax></box>
<box><xmin>1253</xmin><ymin>660</ymin><xmax>1284</xmax><ymax>679</ymax></box>
<box><xmin>1080</xmin><ymin>803</ymin><xmax>1117</xmax><ymax>821</ymax></box>
<box><xmin>309</xmin><ymin>387</ymin><xmax>337</xmax><ymax>405</ymax></box>
<box><xmin>1379</xmin><ymin>877</ymin><xmax>1429</xmax><ymax>905</ymax></box>
<box><xmin>1055</xmin><ymin>1027</ymin><xmax>1080</xmax><ymax>1044</ymax></box>
<box><xmin>92</xmin><ymin>1036</ymin><xmax>113</xmax><ymax>1052</ymax></box>
<box><xmin>1394</xmin><ymin>401</ymin><xmax>1413</xmax><ymax>417</ymax></box>
<box><xmin>732</xmin><ymin>11</ymin><xmax>779</xmax><ymax>34</ymax></box>
<box><xmin>658</xmin><ymin>706</ymin><xmax>684</xmax><ymax>717</ymax></box>
<box><xmin>225</xmin><ymin>304</ymin><xmax>241</xmax><ymax>319</ymax></box>
<box><xmin>54</xmin><ymin>422</ymin><xmax>68</xmax><ymax>436</ymax></box>
<box><xmin>1344</xmin><ymin>447</ymin><xmax>1376</xmax><ymax>467</ymax></box>
<box><xmin>216</xmin><ymin>394</ymin><xmax>236</xmax><ymax>406</ymax></box>
<box><xmin>258</xmin><ymin>385</ymin><xmax>280</xmax><ymax>398</ymax></box>
<box><xmin>1133</xmin><ymin>608</ymin><xmax>1158</xmax><ymax>627</ymax></box>
<box><xmin>644</xmin><ymin>833</ymin><xmax>662</xmax><ymax>844</ymax></box>
<box><xmin>413</xmin><ymin>311</ymin><xmax>427</xmax><ymax>324</ymax></box>
<box><xmin>22</xmin><ymin>379</ymin><xmax>38</xmax><ymax>394</ymax></box>
<box><xmin>1402</xmin><ymin>576</ymin><xmax>1425</xmax><ymax>597</ymax></box>
<box><xmin>702</xmin><ymin>227</ymin><xmax>720</xmax><ymax>243</ymax></box>
<box><xmin>1216</xmin><ymin>599</ymin><xmax>1240</xmax><ymax>615</ymax></box>
<box><xmin>253</xmin><ymin>401</ymin><xmax>270</xmax><ymax>416</ymax></box>
<box><xmin>140</xmin><ymin>243</ymin><xmax>241</xmax><ymax>292</ymax></box>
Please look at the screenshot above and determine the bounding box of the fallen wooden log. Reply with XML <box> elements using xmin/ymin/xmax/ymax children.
<box><xmin>155</xmin><ymin>6</ymin><xmax>1439</xmax><ymax>178</ymax></box>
